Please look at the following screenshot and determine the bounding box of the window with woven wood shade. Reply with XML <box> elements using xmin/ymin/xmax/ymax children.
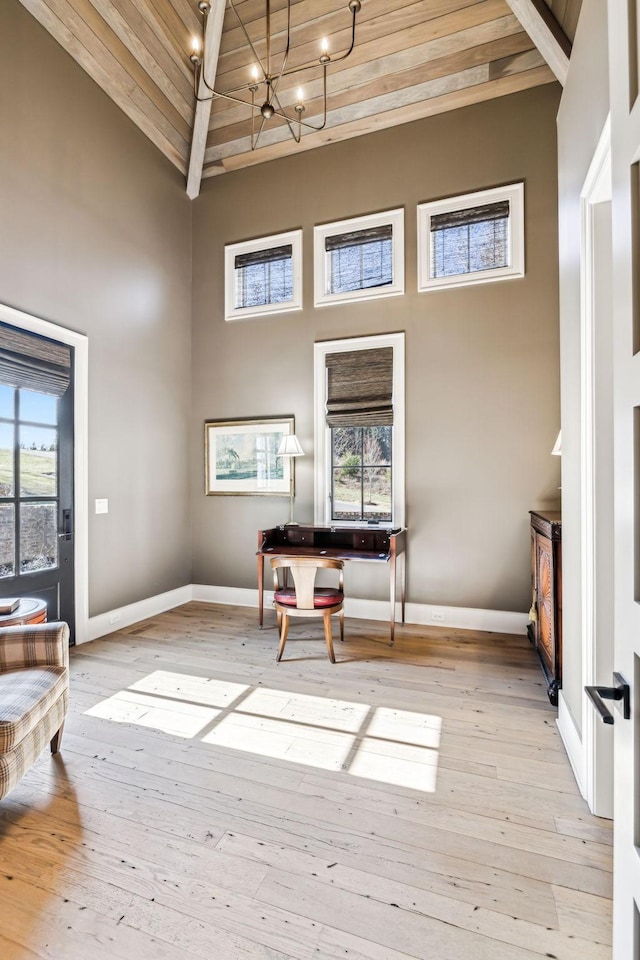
<box><xmin>325</xmin><ymin>225</ymin><xmax>393</xmax><ymax>297</ymax></box>
<box><xmin>324</xmin><ymin>346</ymin><xmax>394</xmax><ymax>523</ymax></box>
<box><xmin>314</xmin><ymin>333</ymin><xmax>405</xmax><ymax>528</ymax></box>
<box><xmin>314</xmin><ymin>209</ymin><xmax>404</xmax><ymax>307</ymax></box>
<box><xmin>225</xmin><ymin>230</ymin><xmax>302</xmax><ymax>321</ymax></box>
<box><xmin>234</xmin><ymin>244</ymin><xmax>293</xmax><ymax>310</ymax></box>
<box><xmin>418</xmin><ymin>183</ymin><xmax>524</xmax><ymax>292</ymax></box>
<box><xmin>430</xmin><ymin>200</ymin><xmax>510</xmax><ymax>279</ymax></box>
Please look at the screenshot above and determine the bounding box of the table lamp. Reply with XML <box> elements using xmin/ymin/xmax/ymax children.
<box><xmin>277</xmin><ymin>434</ymin><xmax>304</xmax><ymax>526</ymax></box>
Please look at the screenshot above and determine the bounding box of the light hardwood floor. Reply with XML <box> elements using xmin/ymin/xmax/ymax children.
<box><xmin>0</xmin><ymin>603</ymin><xmax>612</xmax><ymax>959</ymax></box>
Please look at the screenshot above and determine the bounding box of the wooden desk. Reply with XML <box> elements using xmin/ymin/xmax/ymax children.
<box><xmin>0</xmin><ymin>597</ymin><xmax>48</xmax><ymax>627</ymax></box>
<box><xmin>257</xmin><ymin>525</ymin><xmax>407</xmax><ymax>644</ymax></box>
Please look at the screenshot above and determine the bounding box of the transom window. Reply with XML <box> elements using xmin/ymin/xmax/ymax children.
<box><xmin>417</xmin><ymin>183</ymin><xmax>524</xmax><ymax>292</ymax></box>
<box><xmin>314</xmin><ymin>209</ymin><xmax>404</xmax><ymax>307</ymax></box>
<box><xmin>225</xmin><ymin>229</ymin><xmax>302</xmax><ymax>321</ymax></box>
<box><xmin>235</xmin><ymin>244</ymin><xmax>293</xmax><ymax>309</ymax></box>
<box><xmin>326</xmin><ymin>225</ymin><xmax>393</xmax><ymax>296</ymax></box>
<box><xmin>431</xmin><ymin>200</ymin><xmax>509</xmax><ymax>278</ymax></box>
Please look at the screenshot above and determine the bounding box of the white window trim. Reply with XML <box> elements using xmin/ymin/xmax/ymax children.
<box><xmin>313</xmin><ymin>332</ymin><xmax>405</xmax><ymax>528</ymax></box>
<box><xmin>224</xmin><ymin>229</ymin><xmax>303</xmax><ymax>321</ymax></box>
<box><xmin>314</xmin><ymin>209</ymin><xmax>405</xmax><ymax>308</ymax></box>
<box><xmin>417</xmin><ymin>182</ymin><xmax>525</xmax><ymax>293</ymax></box>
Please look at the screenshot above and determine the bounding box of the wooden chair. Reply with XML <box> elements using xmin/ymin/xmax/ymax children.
<box><xmin>271</xmin><ymin>556</ymin><xmax>344</xmax><ymax>663</ymax></box>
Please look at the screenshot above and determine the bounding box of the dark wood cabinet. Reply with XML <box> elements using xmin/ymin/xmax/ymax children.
<box><xmin>528</xmin><ymin>510</ymin><xmax>562</xmax><ymax>705</ymax></box>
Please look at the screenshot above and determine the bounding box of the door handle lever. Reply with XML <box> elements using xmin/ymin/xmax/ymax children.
<box><xmin>58</xmin><ymin>508</ymin><xmax>73</xmax><ymax>541</ymax></box>
<box><xmin>585</xmin><ymin>672</ymin><xmax>631</xmax><ymax>724</ymax></box>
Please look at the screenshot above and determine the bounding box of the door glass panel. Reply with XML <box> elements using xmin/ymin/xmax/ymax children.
<box><xmin>20</xmin><ymin>502</ymin><xmax>58</xmax><ymax>573</ymax></box>
<box><xmin>19</xmin><ymin>389</ymin><xmax>57</xmax><ymax>426</ymax></box>
<box><xmin>19</xmin><ymin>425</ymin><xmax>57</xmax><ymax>496</ymax></box>
<box><xmin>0</xmin><ymin>384</ymin><xmax>13</xmax><ymax>419</ymax></box>
<box><xmin>0</xmin><ymin>504</ymin><xmax>15</xmax><ymax>578</ymax></box>
<box><xmin>0</xmin><ymin>422</ymin><xmax>13</xmax><ymax>496</ymax></box>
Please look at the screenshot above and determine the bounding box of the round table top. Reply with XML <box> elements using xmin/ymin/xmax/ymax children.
<box><xmin>0</xmin><ymin>597</ymin><xmax>48</xmax><ymax>626</ymax></box>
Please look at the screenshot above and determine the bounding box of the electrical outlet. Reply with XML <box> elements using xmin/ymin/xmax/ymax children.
<box><xmin>109</xmin><ymin>612</ymin><xmax>121</xmax><ymax>625</ymax></box>
<box><xmin>95</xmin><ymin>498</ymin><xmax>109</xmax><ymax>515</ymax></box>
<box><xmin>431</xmin><ymin>609</ymin><xmax>446</xmax><ymax>622</ymax></box>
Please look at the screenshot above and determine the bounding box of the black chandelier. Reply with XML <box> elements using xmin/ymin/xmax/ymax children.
<box><xmin>190</xmin><ymin>0</ymin><xmax>362</xmax><ymax>151</ymax></box>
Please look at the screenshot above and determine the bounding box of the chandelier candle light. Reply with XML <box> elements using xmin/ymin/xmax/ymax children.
<box><xmin>190</xmin><ymin>0</ymin><xmax>362</xmax><ymax>151</ymax></box>
<box><xmin>277</xmin><ymin>434</ymin><xmax>305</xmax><ymax>526</ymax></box>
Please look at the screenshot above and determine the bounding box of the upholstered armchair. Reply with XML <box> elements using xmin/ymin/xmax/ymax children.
<box><xmin>0</xmin><ymin>622</ymin><xmax>70</xmax><ymax>801</ymax></box>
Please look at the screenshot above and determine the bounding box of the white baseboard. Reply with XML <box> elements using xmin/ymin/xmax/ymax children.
<box><xmin>399</xmin><ymin>601</ymin><xmax>527</xmax><ymax>635</ymax></box>
<box><xmin>85</xmin><ymin>585</ymin><xmax>193</xmax><ymax>643</ymax></box>
<box><xmin>85</xmin><ymin>583</ymin><xmax>528</xmax><ymax>645</ymax></box>
<box><xmin>192</xmin><ymin>584</ymin><xmax>528</xmax><ymax>635</ymax></box>
<box><xmin>557</xmin><ymin>691</ymin><xmax>585</xmax><ymax>796</ymax></box>
<box><xmin>192</xmin><ymin>584</ymin><xmax>266</xmax><ymax>609</ymax></box>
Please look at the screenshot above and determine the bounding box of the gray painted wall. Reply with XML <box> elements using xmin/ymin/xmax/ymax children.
<box><xmin>0</xmin><ymin>4</ymin><xmax>193</xmax><ymax>616</ymax></box>
<box><xmin>557</xmin><ymin>0</ymin><xmax>610</xmax><ymax>733</ymax></box>
<box><xmin>191</xmin><ymin>84</ymin><xmax>562</xmax><ymax>613</ymax></box>
<box><xmin>0</xmin><ymin>5</ymin><xmax>564</xmax><ymax>624</ymax></box>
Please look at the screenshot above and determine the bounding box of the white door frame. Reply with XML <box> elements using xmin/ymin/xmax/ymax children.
<box><xmin>0</xmin><ymin>302</ymin><xmax>89</xmax><ymax>643</ymax></box>
<box><xmin>579</xmin><ymin>115</ymin><xmax>614</xmax><ymax>816</ymax></box>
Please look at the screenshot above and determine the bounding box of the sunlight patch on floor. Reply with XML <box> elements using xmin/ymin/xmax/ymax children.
<box><xmin>129</xmin><ymin>670</ymin><xmax>249</xmax><ymax>706</ymax></box>
<box><xmin>237</xmin><ymin>687</ymin><xmax>370</xmax><ymax>732</ymax></box>
<box><xmin>202</xmin><ymin>711</ymin><xmax>354</xmax><ymax>771</ymax></box>
<box><xmin>85</xmin><ymin>689</ymin><xmax>221</xmax><ymax>738</ymax></box>
<box><xmin>85</xmin><ymin>671</ymin><xmax>442</xmax><ymax>791</ymax></box>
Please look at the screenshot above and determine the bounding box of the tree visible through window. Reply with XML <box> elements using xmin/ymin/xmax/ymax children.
<box><xmin>331</xmin><ymin>425</ymin><xmax>392</xmax><ymax>522</ymax></box>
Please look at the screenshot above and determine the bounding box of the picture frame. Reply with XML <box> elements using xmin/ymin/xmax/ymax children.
<box><xmin>204</xmin><ymin>416</ymin><xmax>295</xmax><ymax>496</ymax></box>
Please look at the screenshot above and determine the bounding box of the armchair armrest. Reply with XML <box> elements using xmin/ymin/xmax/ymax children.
<box><xmin>0</xmin><ymin>622</ymin><xmax>70</xmax><ymax>672</ymax></box>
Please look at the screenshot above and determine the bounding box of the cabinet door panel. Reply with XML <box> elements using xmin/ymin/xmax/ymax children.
<box><xmin>536</xmin><ymin>534</ymin><xmax>555</xmax><ymax>670</ymax></box>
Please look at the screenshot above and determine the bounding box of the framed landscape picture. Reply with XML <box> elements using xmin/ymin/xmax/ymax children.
<box><xmin>204</xmin><ymin>416</ymin><xmax>295</xmax><ymax>496</ymax></box>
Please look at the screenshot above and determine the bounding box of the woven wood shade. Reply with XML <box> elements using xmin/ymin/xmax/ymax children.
<box><xmin>0</xmin><ymin>323</ymin><xmax>72</xmax><ymax>397</ymax></box>
<box><xmin>234</xmin><ymin>244</ymin><xmax>292</xmax><ymax>269</ymax></box>
<box><xmin>325</xmin><ymin>224</ymin><xmax>393</xmax><ymax>252</ymax></box>
<box><xmin>326</xmin><ymin>347</ymin><xmax>393</xmax><ymax>427</ymax></box>
<box><xmin>430</xmin><ymin>200</ymin><xmax>510</xmax><ymax>231</ymax></box>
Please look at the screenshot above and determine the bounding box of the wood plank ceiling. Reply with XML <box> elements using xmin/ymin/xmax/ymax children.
<box><xmin>18</xmin><ymin>0</ymin><xmax>581</xmax><ymax>186</ymax></box>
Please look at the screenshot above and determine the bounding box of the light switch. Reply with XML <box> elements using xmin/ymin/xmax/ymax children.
<box><xmin>95</xmin><ymin>498</ymin><xmax>109</xmax><ymax>515</ymax></box>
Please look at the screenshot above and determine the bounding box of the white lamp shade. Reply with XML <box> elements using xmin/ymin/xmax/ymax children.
<box><xmin>277</xmin><ymin>434</ymin><xmax>304</xmax><ymax>457</ymax></box>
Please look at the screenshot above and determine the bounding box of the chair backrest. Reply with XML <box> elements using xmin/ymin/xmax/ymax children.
<box><xmin>271</xmin><ymin>556</ymin><xmax>344</xmax><ymax>610</ymax></box>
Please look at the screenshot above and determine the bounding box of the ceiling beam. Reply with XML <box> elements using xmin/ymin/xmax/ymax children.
<box><xmin>504</xmin><ymin>0</ymin><xmax>570</xmax><ymax>85</ymax></box>
<box><xmin>186</xmin><ymin>0</ymin><xmax>225</xmax><ymax>200</ymax></box>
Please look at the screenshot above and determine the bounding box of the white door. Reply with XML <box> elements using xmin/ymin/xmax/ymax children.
<box><xmin>609</xmin><ymin>2</ymin><xmax>640</xmax><ymax>953</ymax></box>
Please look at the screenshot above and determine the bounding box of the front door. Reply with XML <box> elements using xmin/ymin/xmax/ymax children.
<box><xmin>0</xmin><ymin>324</ymin><xmax>74</xmax><ymax>639</ymax></box>
<box><xmin>609</xmin><ymin>1</ymin><xmax>640</xmax><ymax>954</ymax></box>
